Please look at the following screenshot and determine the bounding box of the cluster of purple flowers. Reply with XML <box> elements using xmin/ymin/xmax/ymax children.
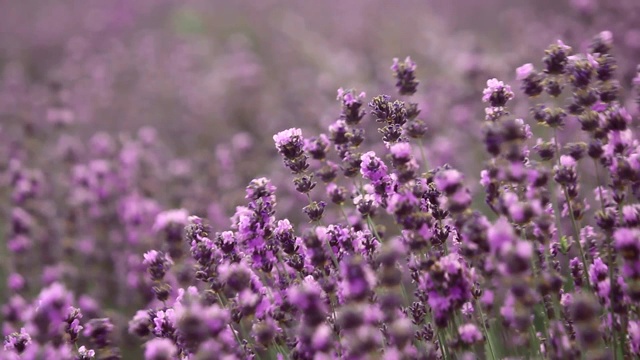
<box><xmin>87</xmin><ymin>31</ymin><xmax>634</xmax><ymax>359</ymax></box>
<box><xmin>2</xmin><ymin>1</ymin><xmax>640</xmax><ymax>358</ymax></box>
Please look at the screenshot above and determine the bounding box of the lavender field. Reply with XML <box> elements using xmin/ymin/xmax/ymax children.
<box><xmin>2</xmin><ymin>0</ymin><xmax>640</xmax><ymax>359</ymax></box>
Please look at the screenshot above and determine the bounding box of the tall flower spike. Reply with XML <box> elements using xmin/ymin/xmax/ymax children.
<box><xmin>274</xmin><ymin>128</ymin><xmax>304</xmax><ymax>159</ymax></box>
<box><xmin>304</xmin><ymin>134</ymin><xmax>330</xmax><ymax>160</ymax></box>
<box><xmin>391</xmin><ymin>56</ymin><xmax>419</xmax><ymax>95</ymax></box>
<box><xmin>65</xmin><ymin>306</ymin><xmax>84</xmax><ymax>343</ymax></box>
<box><xmin>274</xmin><ymin>128</ymin><xmax>310</xmax><ymax>174</ymax></box>
<box><xmin>482</xmin><ymin>78</ymin><xmax>514</xmax><ymax>108</ymax></box>
<box><xmin>360</xmin><ymin>151</ymin><xmax>388</xmax><ymax>183</ymax></box>
<box><xmin>143</xmin><ymin>250</ymin><xmax>173</xmax><ymax>281</ymax></box>
<box><xmin>303</xmin><ymin>201</ymin><xmax>326</xmax><ymax>222</ymax></box>
<box><xmin>543</xmin><ymin>40</ymin><xmax>572</xmax><ymax>75</ymax></box>
<box><xmin>419</xmin><ymin>253</ymin><xmax>473</xmax><ymax>328</ymax></box>
<box><xmin>483</xmin><ymin>78</ymin><xmax>514</xmax><ymax>121</ymax></box>
<box><xmin>337</xmin><ymin>88</ymin><xmax>367</xmax><ymax>125</ymax></box>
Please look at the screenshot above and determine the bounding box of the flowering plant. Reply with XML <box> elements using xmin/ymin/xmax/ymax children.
<box><xmin>2</xmin><ymin>2</ymin><xmax>640</xmax><ymax>359</ymax></box>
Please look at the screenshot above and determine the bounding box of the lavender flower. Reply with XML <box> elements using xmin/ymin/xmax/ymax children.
<box><xmin>419</xmin><ymin>253</ymin><xmax>473</xmax><ymax>327</ymax></box>
<box><xmin>64</xmin><ymin>307</ymin><xmax>83</xmax><ymax>343</ymax></box>
<box><xmin>152</xmin><ymin>309</ymin><xmax>177</xmax><ymax>338</ymax></box>
<box><xmin>274</xmin><ymin>128</ymin><xmax>305</xmax><ymax>160</ymax></box>
<box><xmin>144</xmin><ymin>338</ymin><xmax>178</xmax><ymax>360</ymax></box>
<box><xmin>3</xmin><ymin>328</ymin><xmax>31</xmax><ymax>354</ymax></box>
<box><xmin>483</xmin><ymin>78</ymin><xmax>514</xmax><ymax>108</ymax></box>
<box><xmin>83</xmin><ymin>318</ymin><xmax>114</xmax><ymax>348</ymax></box>
<box><xmin>516</xmin><ymin>63</ymin><xmax>544</xmax><ymax>97</ymax></box>
<box><xmin>543</xmin><ymin>40</ymin><xmax>572</xmax><ymax>75</ymax></box>
<box><xmin>337</xmin><ymin>88</ymin><xmax>367</xmax><ymax>125</ymax></box>
<box><xmin>303</xmin><ymin>201</ymin><xmax>326</xmax><ymax>222</ymax></box>
<box><xmin>77</xmin><ymin>346</ymin><xmax>96</xmax><ymax>360</ymax></box>
<box><xmin>143</xmin><ymin>250</ymin><xmax>174</xmax><ymax>282</ymax></box>
<box><xmin>129</xmin><ymin>310</ymin><xmax>152</xmax><ymax>337</ymax></box>
<box><xmin>391</xmin><ymin>57</ymin><xmax>419</xmax><ymax>95</ymax></box>
<box><xmin>3</xmin><ymin>17</ymin><xmax>640</xmax><ymax>360</ymax></box>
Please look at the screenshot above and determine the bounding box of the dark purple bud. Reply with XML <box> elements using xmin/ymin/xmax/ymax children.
<box><xmin>391</xmin><ymin>57</ymin><xmax>419</xmax><ymax>96</ymax></box>
<box><xmin>543</xmin><ymin>40</ymin><xmax>572</xmax><ymax>75</ymax></box>
<box><xmin>303</xmin><ymin>201</ymin><xmax>326</xmax><ymax>222</ymax></box>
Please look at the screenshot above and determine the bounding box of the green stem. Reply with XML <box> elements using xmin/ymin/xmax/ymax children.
<box><xmin>530</xmin><ymin>324</ymin><xmax>542</xmax><ymax>358</ymax></box>
<box><xmin>218</xmin><ymin>294</ymin><xmax>244</xmax><ymax>349</ymax></box>
<box><xmin>593</xmin><ymin>160</ymin><xmax>620</xmax><ymax>357</ymax></box>
<box><xmin>607</xmin><ymin>233</ymin><xmax>620</xmax><ymax>360</ymax></box>
<box><xmin>325</xmin><ymin>241</ymin><xmax>340</xmax><ymax>270</ymax></box>
<box><xmin>418</xmin><ymin>138</ymin><xmax>430</xmax><ymax>171</ymax></box>
<box><xmin>530</xmin><ymin>258</ymin><xmax>551</xmax><ymax>341</ymax></box>
<box><xmin>366</xmin><ymin>215</ymin><xmax>383</xmax><ymax>243</ymax></box>
<box><xmin>565</xmin><ymin>191</ymin><xmax>592</xmax><ymax>288</ymax></box>
<box><xmin>438</xmin><ymin>329</ymin><xmax>449</xmax><ymax>360</ymax></box>
<box><xmin>476</xmin><ymin>291</ymin><xmax>496</xmax><ymax>357</ymax></box>
<box><xmin>616</xmin><ymin>201</ymin><xmax>628</xmax><ymax>358</ymax></box>
<box><xmin>398</xmin><ymin>282</ymin><xmax>411</xmax><ymax>307</ymax></box>
<box><xmin>553</xmin><ymin>129</ymin><xmax>591</xmax><ymax>290</ymax></box>
<box><xmin>273</xmin><ymin>342</ymin><xmax>288</xmax><ymax>357</ymax></box>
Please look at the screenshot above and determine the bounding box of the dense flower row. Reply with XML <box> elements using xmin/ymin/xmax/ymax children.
<box><xmin>107</xmin><ymin>32</ymin><xmax>640</xmax><ymax>359</ymax></box>
<box><xmin>2</xmin><ymin>5</ymin><xmax>640</xmax><ymax>358</ymax></box>
<box><xmin>118</xmin><ymin>32</ymin><xmax>636</xmax><ymax>359</ymax></box>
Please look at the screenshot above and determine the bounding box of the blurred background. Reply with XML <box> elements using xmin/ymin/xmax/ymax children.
<box><xmin>2</xmin><ymin>0</ymin><xmax>639</xmax><ymax>188</ymax></box>
<box><xmin>1</xmin><ymin>0</ymin><xmax>639</xmax><ymax>357</ymax></box>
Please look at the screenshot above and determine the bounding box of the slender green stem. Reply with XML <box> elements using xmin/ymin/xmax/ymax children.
<box><xmin>616</xmin><ymin>201</ymin><xmax>628</xmax><ymax>358</ymax></box>
<box><xmin>273</xmin><ymin>342</ymin><xmax>288</xmax><ymax>357</ymax></box>
<box><xmin>476</xmin><ymin>300</ymin><xmax>497</xmax><ymax>360</ymax></box>
<box><xmin>325</xmin><ymin>241</ymin><xmax>340</xmax><ymax>270</ymax></box>
<box><xmin>328</xmin><ymin>293</ymin><xmax>340</xmax><ymax>347</ymax></box>
<box><xmin>607</xmin><ymin>233</ymin><xmax>620</xmax><ymax>360</ymax></box>
<box><xmin>438</xmin><ymin>329</ymin><xmax>449</xmax><ymax>360</ymax></box>
<box><xmin>528</xmin><ymin>323</ymin><xmax>539</xmax><ymax>358</ymax></box>
<box><xmin>218</xmin><ymin>294</ymin><xmax>244</xmax><ymax>348</ymax></box>
<box><xmin>398</xmin><ymin>282</ymin><xmax>411</xmax><ymax>307</ymax></box>
<box><xmin>366</xmin><ymin>215</ymin><xmax>383</xmax><ymax>243</ymax></box>
<box><xmin>563</xmin><ymin>186</ymin><xmax>591</xmax><ymax>288</ymax></box>
<box><xmin>418</xmin><ymin>138</ymin><xmax>430</xmax><ymax>171</ymax></box>
<box><xmin>256</xmin><ymin>272</ymin><xmax>276</xmax><ymax>301</ymax></box>
<box><xmin>239</xmin><ymin>320</ymin><xmax>262</xmax><ymax>360</ymax></box>
<box><xmin>553</xmin><ymin>129</ymin><xmax>591</xmax><ymax>290</ymax></box>
<box><xmin>618</xmin><ymin>317</ymin><xmax>628</xmax><ymax>360</ymax></box>
<box><xmin>530</xmin><ymin>258</ymin><xmax>551</xmax><ymax>340</ymax></box>
<box><xmin>549</xmin><ymin>180</ymin><xmax>565</xmax><ymax>244</ymax></box>
<box><xmin>593</xmin><ymin>159</ymin><xmax>620</xmax><ymax>358</ymax></box>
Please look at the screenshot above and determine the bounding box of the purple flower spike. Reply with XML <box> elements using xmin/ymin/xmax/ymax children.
<box><xmin>3</xmin><ymin>328</ymin><xmax>31</xmax><ymax>354</ymax></box>
<box><xmin>274</xmin><ymin>128</ymin><xmax>304</xmax><ymax>159</ymax></box>
<box><xmin>391</xmin><ymin>56</ymin><xmax>419</xmax><ymax>95</ymax></box>
<box><xmin>482</xmin><ymin>78</ymin><xmax>514</xmax><ymax>107</ymax></box>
